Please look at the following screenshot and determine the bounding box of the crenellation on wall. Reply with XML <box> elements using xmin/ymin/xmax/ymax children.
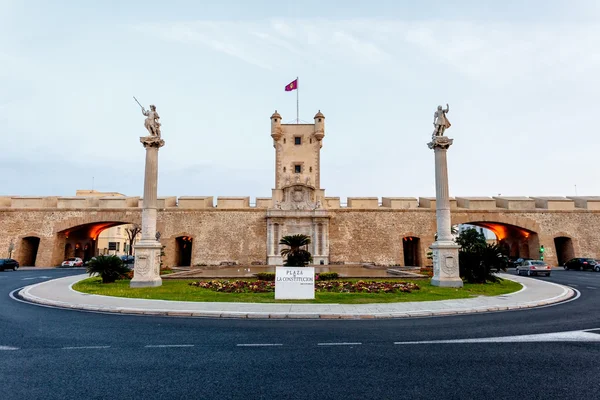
<box><xmin>533</xmin><ymin>197</ymin><xmax>575</xmax><ymax>210</ymax></box>
<box><xmin>98</xmin><ymin>197</ymin><xmax>139</xmax><ymax>208</ymax></box>
<box><xmin>568</xmin><ymin>196</ymin><xmax>600</xmax><ymax>210</ymax></box>
<box><xmin>11</xmin><ymin>196</ymin><xmax>58</xmax><ymax>208</ymax></box>
<box><xmin>381</xmin><ymin>197</ymin><xmax>418</xmax><ymax>209</ymax></box>
<box><xmin>494</xmin><ymin>196</ymin><xmax>536</xmax><ymax>210</ymax></box>
<box><xmin>418</xmin><ymin>197</ymin><xmax>457</xmax><ymax>209</ymax></box>
<box><xmin>177</xmin><ymin>196</ymin><xmax>214</xmax><ymax>208</ymax></box>
<box><xmin>217</xmin><ymin>197</ymin><xmax>250</xmax><ymax>208</ymax></box>
<box><xmin>347</xmin><ymin>197</ymin><xmax>379</xmax><ymax>209</ymax></box>
<box><xmin>255</xmin><ymin>198</ymin><xmax>272</xmax><ymax>208</ymax></box>
<box><xmin>324</xmin><ymin>197</ymin><xmax>340</xmax><ymax>209</ymax></box>
<box><xmin>138</xmin><ymin>196</ymin><xmax>177</xmax><ymax>208</ymax></box>
<box><xmin>456</xmin><ymin>197</ymin><xmax>497</xmax><ymax>209</ymax></box>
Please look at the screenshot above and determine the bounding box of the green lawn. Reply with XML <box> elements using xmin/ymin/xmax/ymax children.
<box><xmin>73</xmin><ymin>277</ymin><xmax>522</xmax><ymax>304</ymax></box>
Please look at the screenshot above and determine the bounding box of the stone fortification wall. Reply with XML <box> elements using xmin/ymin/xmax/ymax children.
<box><xmin>1</xmin><ymin>195</ymin><xmax>600</xmax><ymax>268</ymax></box>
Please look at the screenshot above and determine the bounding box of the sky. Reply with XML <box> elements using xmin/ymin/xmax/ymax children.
<box><xmin>1</xmin><ymin>0</ymin><xmax>599</xmax><ymax>200</ymax></box>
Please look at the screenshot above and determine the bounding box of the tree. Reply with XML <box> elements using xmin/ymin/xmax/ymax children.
<box><xmin>455</xmin><ymin>228</ymin><xmax>487</xmax><ymax>253</ymax></box>
<box><xmin>279</xmin><ymin>234</ymin><xmax>312</xmax><ymax>266</ymax></box>
<box><xmin>86</xmin><ymin>255</ymin><xmax>130</xmax><ymax>284</ymax></box>
<box><xmin>456</xmin><ymin>228</ymin><xmax>508</xmax><ymax>283</ymax></box>
<box><xmin>125</xmin><ymin>224</ymin><xmax>142</xmax><ymax>255</ymax></box>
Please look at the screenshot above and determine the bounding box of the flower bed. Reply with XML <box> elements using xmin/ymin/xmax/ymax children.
<box><xmin>189</xmin><ymin>280</ymin><xmax>419</xmax><ymax>294</ymax></box>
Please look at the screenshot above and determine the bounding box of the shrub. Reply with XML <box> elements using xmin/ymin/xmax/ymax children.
<box><xmin>316</xmin><ymin>272</ymin><xmax>338</xmax><ymax>281</ymax></box>
<box><xmin>86</xmin><ymin>255</ymin><xmax>130</xmax><ymax>284</ymax></box>
<box><xmin>255</xmin><ymin>272</ymin><xmax>275</xmax><ymax>281</ymax></box>
<box><xmin>459</xmin><ymin>243</ymin><xmax>508</xmax><ymax>284</ymax></box>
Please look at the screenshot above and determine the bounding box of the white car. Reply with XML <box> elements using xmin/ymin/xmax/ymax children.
<box><xmin>61</xmin><ymin>257</ymin><xmax>83</xmax><ymax>267</ymax></box>
<box><xmin>516</xmin><ymin>260</ymin><xmax>551</xmax><ymax>277</ymax></box>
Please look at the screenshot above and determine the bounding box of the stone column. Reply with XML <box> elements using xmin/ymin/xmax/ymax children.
<box><xmin>427</xmin><ymin>136</ymin><xmax>462</xmax><ymax>288</ymax></box>
<box><xmin>131</xmin><ymin>135</ymin><xmax>165</xmax><ymax>288</ymax></box>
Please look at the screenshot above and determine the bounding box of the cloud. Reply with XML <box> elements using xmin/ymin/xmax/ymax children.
<box><xmin>134</xmin><ymin>18</ymin><xmax>600</xmax><ymax>87</ymax></box>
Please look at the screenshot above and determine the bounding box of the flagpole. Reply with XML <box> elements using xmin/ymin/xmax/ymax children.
<box><xmin>296</xmin><ymin>76</ymin><xmax>299</xmax><ymax>124</ymax></box>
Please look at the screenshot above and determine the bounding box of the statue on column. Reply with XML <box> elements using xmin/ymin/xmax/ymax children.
<box><xmin>432</xmin><ymin>103</ymin><xmax>451</xmax><ymax>138</ymax></box>
<box><xmin>134</xmin><ymin>96</ymin><xmax>162</xmax><ymax>137</ymax></box>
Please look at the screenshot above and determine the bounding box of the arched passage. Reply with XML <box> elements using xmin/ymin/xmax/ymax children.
<box><xmin>402</xmin><ymin>236</ymin><xmax>421</xmax><ymax>267</ymax></box>
<box><xmin>56</xmin><ymin>221</ymin><xmax>136</xmax><ymax>265</ymax></box>
<box><xmin>175</xmin><ymin>236</ymin><xmax>193</xmax><ymax>267</ymax></box>
<box><xmin>554</xmin><ymin>237</ymin><xmax>574</xmax><ymax>266</ymax></box>
<box><xmin>453</xmin><ymin>218</ymin><xmax>539</xmax><ymax>261</ymax></box>
<box><xmin>19</xmin><ymin>236</ymin><xmax>40</xmax><ymax>266</ymax></box>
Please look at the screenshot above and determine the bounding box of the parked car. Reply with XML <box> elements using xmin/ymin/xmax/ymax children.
<box><xmin>509</xmin><ymin>257</ymin><xmax>532</xmax><ymax>268</ymax></box>
<box><xmin>61</xmin><ymin>257</ymin><xmax>83</xmax><ymax>267</ymax></box>
<box><xmin>563</xmin><ymin>258</ymin><xmax>598</xmax><ymax>271</ymax></box>
<box><xmin>0</xmin><ymin>258</ymin><xmax>19</xmax><ymax>271</ymax></box>
<box><xmin>120</xmin><ymin>255</ymin><xmax>135</xmax><ymax>264</ymax></box>
<box><xmin>516</xmin><ymin>260</ymin><xmax>551</xmax><ymax>277</ymax></box>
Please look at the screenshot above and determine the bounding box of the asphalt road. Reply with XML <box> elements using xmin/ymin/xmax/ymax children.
<box><xmin>1</xmin><ymin>268</ymin><xmax>599</xmax><ymax>400</ymax></box>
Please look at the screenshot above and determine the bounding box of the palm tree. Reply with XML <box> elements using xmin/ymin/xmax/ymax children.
<box><xmin>86</xmin><ymin>255</ymin><xmax>130</xmax><ymax>283</ymax></box>
<box><xmin>279</xmin><ymin>234</ymin><xmax>312</xmax><ymax>266</ymax></box>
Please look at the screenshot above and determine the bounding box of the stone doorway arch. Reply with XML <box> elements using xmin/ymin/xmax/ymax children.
<box><xmin>402</xmin><ymin>236</ymin><xmax>421</xmax><ymax>267</ymax></box>
<box><xmin>554</xmin><ymin>236</ymin><xmax>574</xmax><ymax>266</ymax></box>
<box><xmin>19</xmin><ymin>236</ymin><xmax>40</xmax><ymax>266</ymax></box>
<box><xmin>175</xmin><ymin>235</ymin><xmax>193</xmax><ymax>267</ymax></box>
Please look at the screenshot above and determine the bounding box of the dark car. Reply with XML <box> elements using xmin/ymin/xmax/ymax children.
<box><xmin>120</xmin><ymin>255</ymin><xmax>135</xmax><ymax>264</ymax></box>
<box><xmin>563</xmin><ymin>258</ymin><xmax>598</xmax><ymax>271</ymax></box>
<box><xmin>0</xmin><ymin>258</ymin><xmax>20</xmax><ymax>271</ymax></box>
<box><xmin>509</xmin><ymin>257</ymin><xmax>532</xmax><ymax>268</ymax></box>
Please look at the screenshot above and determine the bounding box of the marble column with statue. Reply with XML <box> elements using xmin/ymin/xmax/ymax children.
<box><xmin>130</xmin><ymin>99</ymin><xmax>165</xmax><ymax>288</ymax></box>
<box><xmin>427</xmin><ymin>104</ymin><xmax>463</xmax><ymax>287</ymax></box>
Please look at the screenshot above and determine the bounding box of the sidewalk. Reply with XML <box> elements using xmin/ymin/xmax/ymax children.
<box><xmin>18</xmin><ymin>274</ymin><xmax>574</xmax><ymax>319</ymax></box>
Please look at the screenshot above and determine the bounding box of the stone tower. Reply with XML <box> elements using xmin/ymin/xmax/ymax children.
<box><xmin>270</xmin><ymin>110</ymin><xmax>326</xmax><ymax>202</ymax></box>
<box><xmin>267</xmin><ymin>110</ymin><xmax>330</xmax><ymax>265</ymax></box>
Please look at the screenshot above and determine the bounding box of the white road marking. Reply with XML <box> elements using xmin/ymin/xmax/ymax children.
<box><xmin>0</xmin><ymin>346</ymin><xmax>19</xmax><ymax>350</ymax></box>
<box><xmin>62</xmin><ymin>346</ymin><xmax>111</xmax><ymax>350</ymax></box>
<box><xmin>569</xmin><ymin>284</ymin><xmax>579</xmax><ymax>287</ymax></box>
<box><xmin>317</xmin><ymin>342</ymin><xmax>362</xmax><ymax>346</ymax></box>
<box><xmin>586</xmin><ymin>287</ymin><xmax>597</xmax><ymax>290</ymax></box>
<box><xmin>144</xmin><ymin>344</ymin><xmax>194</xmax><ymax>348</ymax></box>
<box><xmin>394</xmin><ymin>329</ymin><xmax>600</xmax><ymax>345</ymax></box>
<box><xmin>22</xmin><ymin>276</ymin><xmax>52</xmax><ymax>280</ymax></box>
<box><xmin>236</xmin><ymin>343</ymin><xmax>283</xmax><ymax>347</ymax></box>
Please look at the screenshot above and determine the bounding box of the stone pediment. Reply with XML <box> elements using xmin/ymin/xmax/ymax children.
<box><xmin>275</xmin><ymin>184</ymin><xmax>321</xmax><ymax>211</ymax></box>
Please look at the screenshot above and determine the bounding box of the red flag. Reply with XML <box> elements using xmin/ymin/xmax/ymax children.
<box><xmin>285</xmin><ymin>79</ymin><xmax>298</xmax><ymax>91</ymax></box>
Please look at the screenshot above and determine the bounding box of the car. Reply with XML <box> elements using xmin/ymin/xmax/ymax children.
<box><xmin>563</xmin><ymin>258</ymin><xmax>598</xmax><ymax>271</ymax></box>
<box><xmin>120</xmin><ymin>255</ymin><xmax>135</xmax><ymax>264</ymax></box>
<box><xmin>516</xmin><ymin>260</ymin><xmax>551</xmax><ymax>276</ymax></box>
<box><xmin>61</xmin><ymin>257</ymin><xmax>83</xmax><ymax>267</ymax></box>
<box><xmin>0</xmin><ymin>258</ymin><xmax>19</xmax><ymax>271</ymax></box>
<box><xmin>509</xmin><ymin>257</ymin><xmax>532</xmax><ymax>269</ymax></box>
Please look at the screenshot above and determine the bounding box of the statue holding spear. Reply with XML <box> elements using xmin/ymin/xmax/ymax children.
<box><xmin>134</xmin><ymin>96</ymin><xmax>161</xmax><ymax>137</ymax></box>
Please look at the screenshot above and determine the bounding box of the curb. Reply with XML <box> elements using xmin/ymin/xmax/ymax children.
<box><xmin>17</xmin><ymin>275</ymin><xmax>576</xmax><ymax>320</ymax></box>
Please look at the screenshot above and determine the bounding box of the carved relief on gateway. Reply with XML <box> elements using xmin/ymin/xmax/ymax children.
<box><xmin>275</xmin><ymin>183</ymin><xmax>321</xmax><ymax>211</ymax></box>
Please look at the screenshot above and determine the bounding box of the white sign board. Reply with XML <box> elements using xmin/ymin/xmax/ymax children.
<box><xmin>275</xmin><ymin>267</ymin><xmax>315</xmax><ymax>300</ymax></box>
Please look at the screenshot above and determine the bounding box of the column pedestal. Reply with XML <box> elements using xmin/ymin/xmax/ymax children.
<box><xmin>430</xmin><ymin>241</ymin><xmax>462</xmax><ymax>287</ymax></box>
<box><xmin>130</xmin><ymin>240</ymin><xmax>162</xmax><ymax>288</ymax></box>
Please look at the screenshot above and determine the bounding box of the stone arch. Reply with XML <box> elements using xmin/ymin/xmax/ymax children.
<box><xmin>452</xmin><ymin>214</ymin><xmax>540</xmax><ymax>260</ymax></box>
<box><xmin>402</xmin><ymin>236</ymin><xmax>422</xmax><ymax>267</ymax></box>
<box><xmin>52</xmin><ymin>215</ymin><xmax>141</xmax><ymax>266</ymax></box>
<box><xmin>553</xmin><ymin>233</ymin><xmax>576</xmax><ymax>266</ymax></box>
<box><xmin>16</xmin><ymin>234</ymin><xmax>41</xmax><ymax>267</ymax></box>
<box><xmin>170</xmin><ymin>232</ymin><xmax>194</xmax><ymax>267</ymax></box>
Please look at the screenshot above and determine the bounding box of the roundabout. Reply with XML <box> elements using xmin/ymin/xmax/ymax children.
<box><xmin>2</xmin><ymin>268</ymin><xmax>599</xmax><ymax>399</ymax></box>
<box><xmin>18</xmin><ymin>272</ymin><xmax>571</xmax><ymax>319</ymax></box>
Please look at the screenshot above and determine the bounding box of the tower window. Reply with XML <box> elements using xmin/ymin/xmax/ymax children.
<box><xmin>283</xmin><ymin>138</ymin><xmax>286</xmax><ymax>144</ymax></box>
<box><xmin>310</xmin><ymin>138</ymin><xmax>312</xmax><ymax>144</ymax></box>
<box><xmin>283</xmin><ymin>167</ymin><xmax>286</xmax><ymax>173</ymax></box>
<box><xmin>294</xmin><ymin>165</ymin><xmax>302</xmax><ymax>174</ymax></box>
<box><xmin>309</xmin><ymin>167</ymin><xmax>312</xmax><ymax>172</ymax></box>
<box><xmin>294</xmin><ymin>137</ymin><xmax>302</xmax><ymax>145</ymax></box>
